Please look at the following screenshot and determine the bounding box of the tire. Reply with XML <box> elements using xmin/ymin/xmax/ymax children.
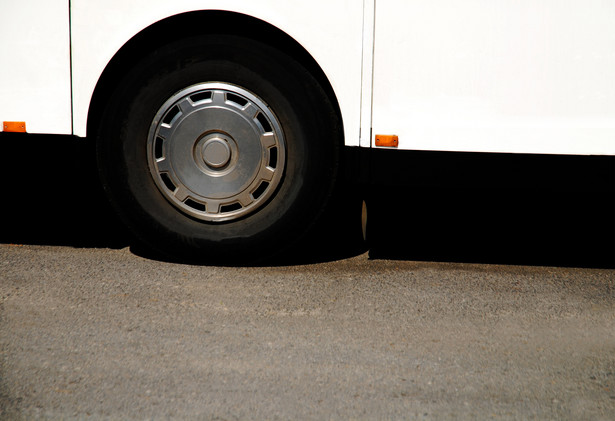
<box><xmin>96</xmin><ymin>35</ymin><xmax>340</xmax><ymax>263</ymax></box>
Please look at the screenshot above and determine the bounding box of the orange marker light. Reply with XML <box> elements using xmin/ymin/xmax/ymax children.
<box><xmin>3</xmin><ymin>121</ymin><xmax>26</xmax><ymax>133</ymax></box>
<box><xmin>375</xmin><ymin>134</ymin><xmax>398</xmax><ymax>147</ymax></box>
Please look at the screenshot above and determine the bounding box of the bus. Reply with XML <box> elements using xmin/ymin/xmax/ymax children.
<box><xmin>2</xmin><ymin>1</ymin><xmax>614</xmax><ymax>262</ymax></box>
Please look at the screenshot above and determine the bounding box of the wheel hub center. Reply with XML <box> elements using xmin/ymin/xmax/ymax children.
<box><xmin>194</xmin><ymin>132</ymin><xmax>237</xmax><ymax>175</ymax></box>
<box><xmin>201</xmin><ymin>137</ymin><xmax>231</xmax><ymax>168</ymax></box>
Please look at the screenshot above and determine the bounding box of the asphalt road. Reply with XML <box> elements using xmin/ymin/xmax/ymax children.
<box><xmin>1</xmin><ymin>133</ymin><xmax>615</xmax><ymax>419</ymax></box>
<box><xmin>1</xmin><ymin>244</ymin><xmax>614</xmax><ymax>420</ymax></box>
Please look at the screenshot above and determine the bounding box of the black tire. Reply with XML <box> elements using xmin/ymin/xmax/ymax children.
<box><xmin>96</xmin><ymin>35</ymin><xmax>340</xmax><ymax>263</ymax></box>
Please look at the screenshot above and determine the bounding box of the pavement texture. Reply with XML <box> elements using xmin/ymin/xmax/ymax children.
<box><xmin>1</xmin><ymin>244</ymin><xmax>614</xmax><ymax>420</ymax></box>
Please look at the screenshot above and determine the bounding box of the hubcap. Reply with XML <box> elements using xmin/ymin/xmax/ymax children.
<box><xmin>147</xmin><ymin>83</ymin><xmax>286</xmax><ymax>222</ymax></box>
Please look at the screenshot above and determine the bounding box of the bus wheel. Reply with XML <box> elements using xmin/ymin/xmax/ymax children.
<box><xmin>96</xmin><ymin>35</ymin><xmax>340</xmax><ymax>263</ymax></box>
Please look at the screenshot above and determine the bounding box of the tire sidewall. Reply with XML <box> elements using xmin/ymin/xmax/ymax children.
<box><xmin>97</xmin><ymin>35</ymin><xmax>338</xmax><ymax>261</ymax></box>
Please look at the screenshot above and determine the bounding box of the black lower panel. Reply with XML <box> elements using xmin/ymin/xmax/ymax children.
<box><xmin>356</xmin><ymin>148</ymin><xmax>615</xmax><ymax>268</ymax></box>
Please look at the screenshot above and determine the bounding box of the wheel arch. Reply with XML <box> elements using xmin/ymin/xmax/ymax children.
<box><xmin>86</xmin><ymin>10</ymin><xmax>344</xmax><ymax>147</ymax></box>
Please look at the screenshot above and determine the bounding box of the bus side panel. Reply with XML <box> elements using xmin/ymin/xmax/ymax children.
<box><xmin>0</xmin><ymin>1</ymin><xmax>72</xmax><ymax>134</ymax></box>
<box><xmin>372</xmin><ymin>0</ymin><xmax>615</xmax><ymax>155</ymax></box>
<box><xmin>70</xmin><ymin>0</ymin><xmax>364</xmax><ymax>146</ymax></box>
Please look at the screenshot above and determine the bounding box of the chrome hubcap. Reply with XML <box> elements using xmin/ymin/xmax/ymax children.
<box><xmin>147</xmin><ymin>83</ymin><xmax>286</xmax><ymax>222</ymax></box>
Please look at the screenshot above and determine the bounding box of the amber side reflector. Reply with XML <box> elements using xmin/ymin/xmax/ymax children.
<box><xmin>3</xmin><ymin>121</ymin><xmax>26</xmax><ymax>133</ymax></box>
<box><xmin>375</xmin><ymin>134</ymin><xmax>398</xmax><ymax>147</ymax></box>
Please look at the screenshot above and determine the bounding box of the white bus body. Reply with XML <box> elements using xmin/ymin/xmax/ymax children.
<box><xmin>2</xmin><ymin>1</ymin><xmax>615</xmax><ymax>154</ymax></box>
<box><xmin>1</xmin><ymin>1</ymin><xmax>614</xmax><ymax>261</ymax></box>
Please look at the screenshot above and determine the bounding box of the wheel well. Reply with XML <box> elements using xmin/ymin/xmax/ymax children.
<box><xmin>86</xmin><ymin>10</ymin><xmax>343</xmax><ymax>143</ymax></box>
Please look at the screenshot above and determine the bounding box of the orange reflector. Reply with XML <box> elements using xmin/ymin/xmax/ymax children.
<box><xmin>3</xmin><ymin>121</ymin><xmax>26</xmax><ymax>133</ymax></box>
<box><xmin>375</xmin><ymin>134</ymin><xmax>398</xmax><ymax>147</ymax></box>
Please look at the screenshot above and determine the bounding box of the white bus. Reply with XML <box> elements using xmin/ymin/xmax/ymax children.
<box><xmin>1</xmin><ymin>1</ymin><xmax>614</xmax><ymax>261</ymax></box>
